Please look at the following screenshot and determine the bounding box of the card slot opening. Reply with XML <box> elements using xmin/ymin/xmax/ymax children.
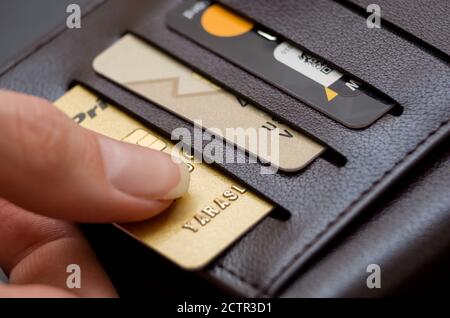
<box><xmin>335</xmin><ymin>0</ymin><xmax>450</xmax><ymax>65</ymax></box>
<box><xmin>321</xmin><ymin>148</ymin><xmax>347</xmax><ymax>167</ymax></box>
<box><xmin>388</xmin><ymin>104</ymin><xmax>404</xmax><ymax>117</ymax></box>
<box><xmin>269</xmin><ymin>207</ymin><xmax>292</xmax><ymax>222</ymax></box>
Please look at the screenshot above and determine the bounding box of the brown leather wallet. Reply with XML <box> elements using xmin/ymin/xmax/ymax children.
<box><xmin>1</xmin><ymin>0</ymin><xmax>449</xmax><ymax>297</ymax></box>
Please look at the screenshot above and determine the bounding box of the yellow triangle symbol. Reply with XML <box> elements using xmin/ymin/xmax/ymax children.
<box><xmin>325</xmin><ymin>87</ymin><xmax>338</xmax><ymax>101</ymax></box>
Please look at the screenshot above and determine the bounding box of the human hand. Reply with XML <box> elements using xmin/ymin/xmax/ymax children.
<box><xmin>0</xmin><ymin>90</ymin><xmax>190</xmax><ymax>297</ymax></box>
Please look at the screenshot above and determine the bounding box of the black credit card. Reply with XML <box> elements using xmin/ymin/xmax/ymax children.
<box><xmin>166</xmin><ymin>0</ymin><xmax>397</xmax><ymax>128</ymax></box>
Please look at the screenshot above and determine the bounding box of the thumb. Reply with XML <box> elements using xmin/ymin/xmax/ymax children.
<box><xmin>0</xmin><ymin>90</ymin><xmax>190</xmax><ymax>223</ymax></box>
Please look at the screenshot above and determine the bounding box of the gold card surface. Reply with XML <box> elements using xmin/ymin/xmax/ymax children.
<box><xmin>93</xmin><ymin>34</ymin><xmax>324</xmax><ymax>172</ymax></box>
<box><xmin>54</xmin><ymin>85</ymin><xmax>273</xmax><ymax>270</ymax></box>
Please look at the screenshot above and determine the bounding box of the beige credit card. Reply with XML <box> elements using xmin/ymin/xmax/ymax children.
<box><xmin>93</xmin><ymin>34</ymin><xmax>324</xmax><ymax>172</ymax></box>
<box><xmin>54</xmin><ymin>85</ymin><xmax>274</xmax><ymax>270</ymax></box>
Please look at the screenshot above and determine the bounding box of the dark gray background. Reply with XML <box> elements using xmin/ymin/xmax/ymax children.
<box><xmin>0</xmin><ymin>0</ymin><xmax>92</xmax><ymax>69</ymax></box>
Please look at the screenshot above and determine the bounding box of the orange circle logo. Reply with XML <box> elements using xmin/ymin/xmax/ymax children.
<box><xmin>201</xmin><ymin>4</ymin><xmax>254</xmax><ymax>37</ymax></box>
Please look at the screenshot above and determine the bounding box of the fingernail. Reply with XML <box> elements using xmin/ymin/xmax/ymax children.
<box><xmin>97</xmin><ymin>136</ymin><xmax>190</xmax><ymax>200</ymax></box>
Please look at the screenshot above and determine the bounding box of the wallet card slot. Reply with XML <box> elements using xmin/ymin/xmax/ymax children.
<box><xmin>74</xmin><ymin>70</ymin><xmax>340</xmax><ymax>171</ymax></box>
<box><xmin>68</xmin><ymin>75</ymin><xmax>304</xmax><ymax>206</ymax></box>
<box><xmin>343</xmin><ymin>0</ymin><xmax>450</xmax><ymax>59</ymax></box>
<box><xmin>132</xmin><ymin>8</ymin><xmax>358</xmax><ymax>154</ymax></box>
<box><xmin>73</xmin><ymin>67</ymin><xmax>346</xmax><ymax>177</ymax></box>
<box><xmin>166</xmin><ymin>0</ymin><xmax>397</xmax><ymax>129</ymax></box>
<box><xmin>94</xmin><ymin>31</ymin><xmax>348</xmax><ymax>170</ymax></box>
<box><xmin>164</xmin><ymin>0</ymin><xmax>400</xmax><ymax>129</ymax></box>
<box><xmin>216</xmin><ymin>0</ymin><xmax>448</xmax><ymax>108</ymax></box>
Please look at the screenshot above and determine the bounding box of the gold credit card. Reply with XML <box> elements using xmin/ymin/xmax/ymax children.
<box><xmin>54</xmin><ymin>85</ymin><xmax>274</xmax><ymax>270</ymax></box>
<box><xmin>93</xmin><ymin>34</ymin><xmax>324</xmax><ymax>172</ymax></box>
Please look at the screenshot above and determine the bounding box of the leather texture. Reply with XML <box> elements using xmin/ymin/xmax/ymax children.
<box><xmin>283</xmin><ymin>142</ymin><xmax>450</xmax><ymax>297</ymax></box>
<box><xmin>345</xmin><ymin>0</ymin><xmax>450</xmax><ymax>57</ymax></box>
<box><xmin>0</xmin><ymin>0</ymin><xmax>449</xmax><ymax>297</ymax></box>
<box><xmin>0</xmin><ymin>0</ymin><xmax>105</xmax><ymax>75</ymax></box>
